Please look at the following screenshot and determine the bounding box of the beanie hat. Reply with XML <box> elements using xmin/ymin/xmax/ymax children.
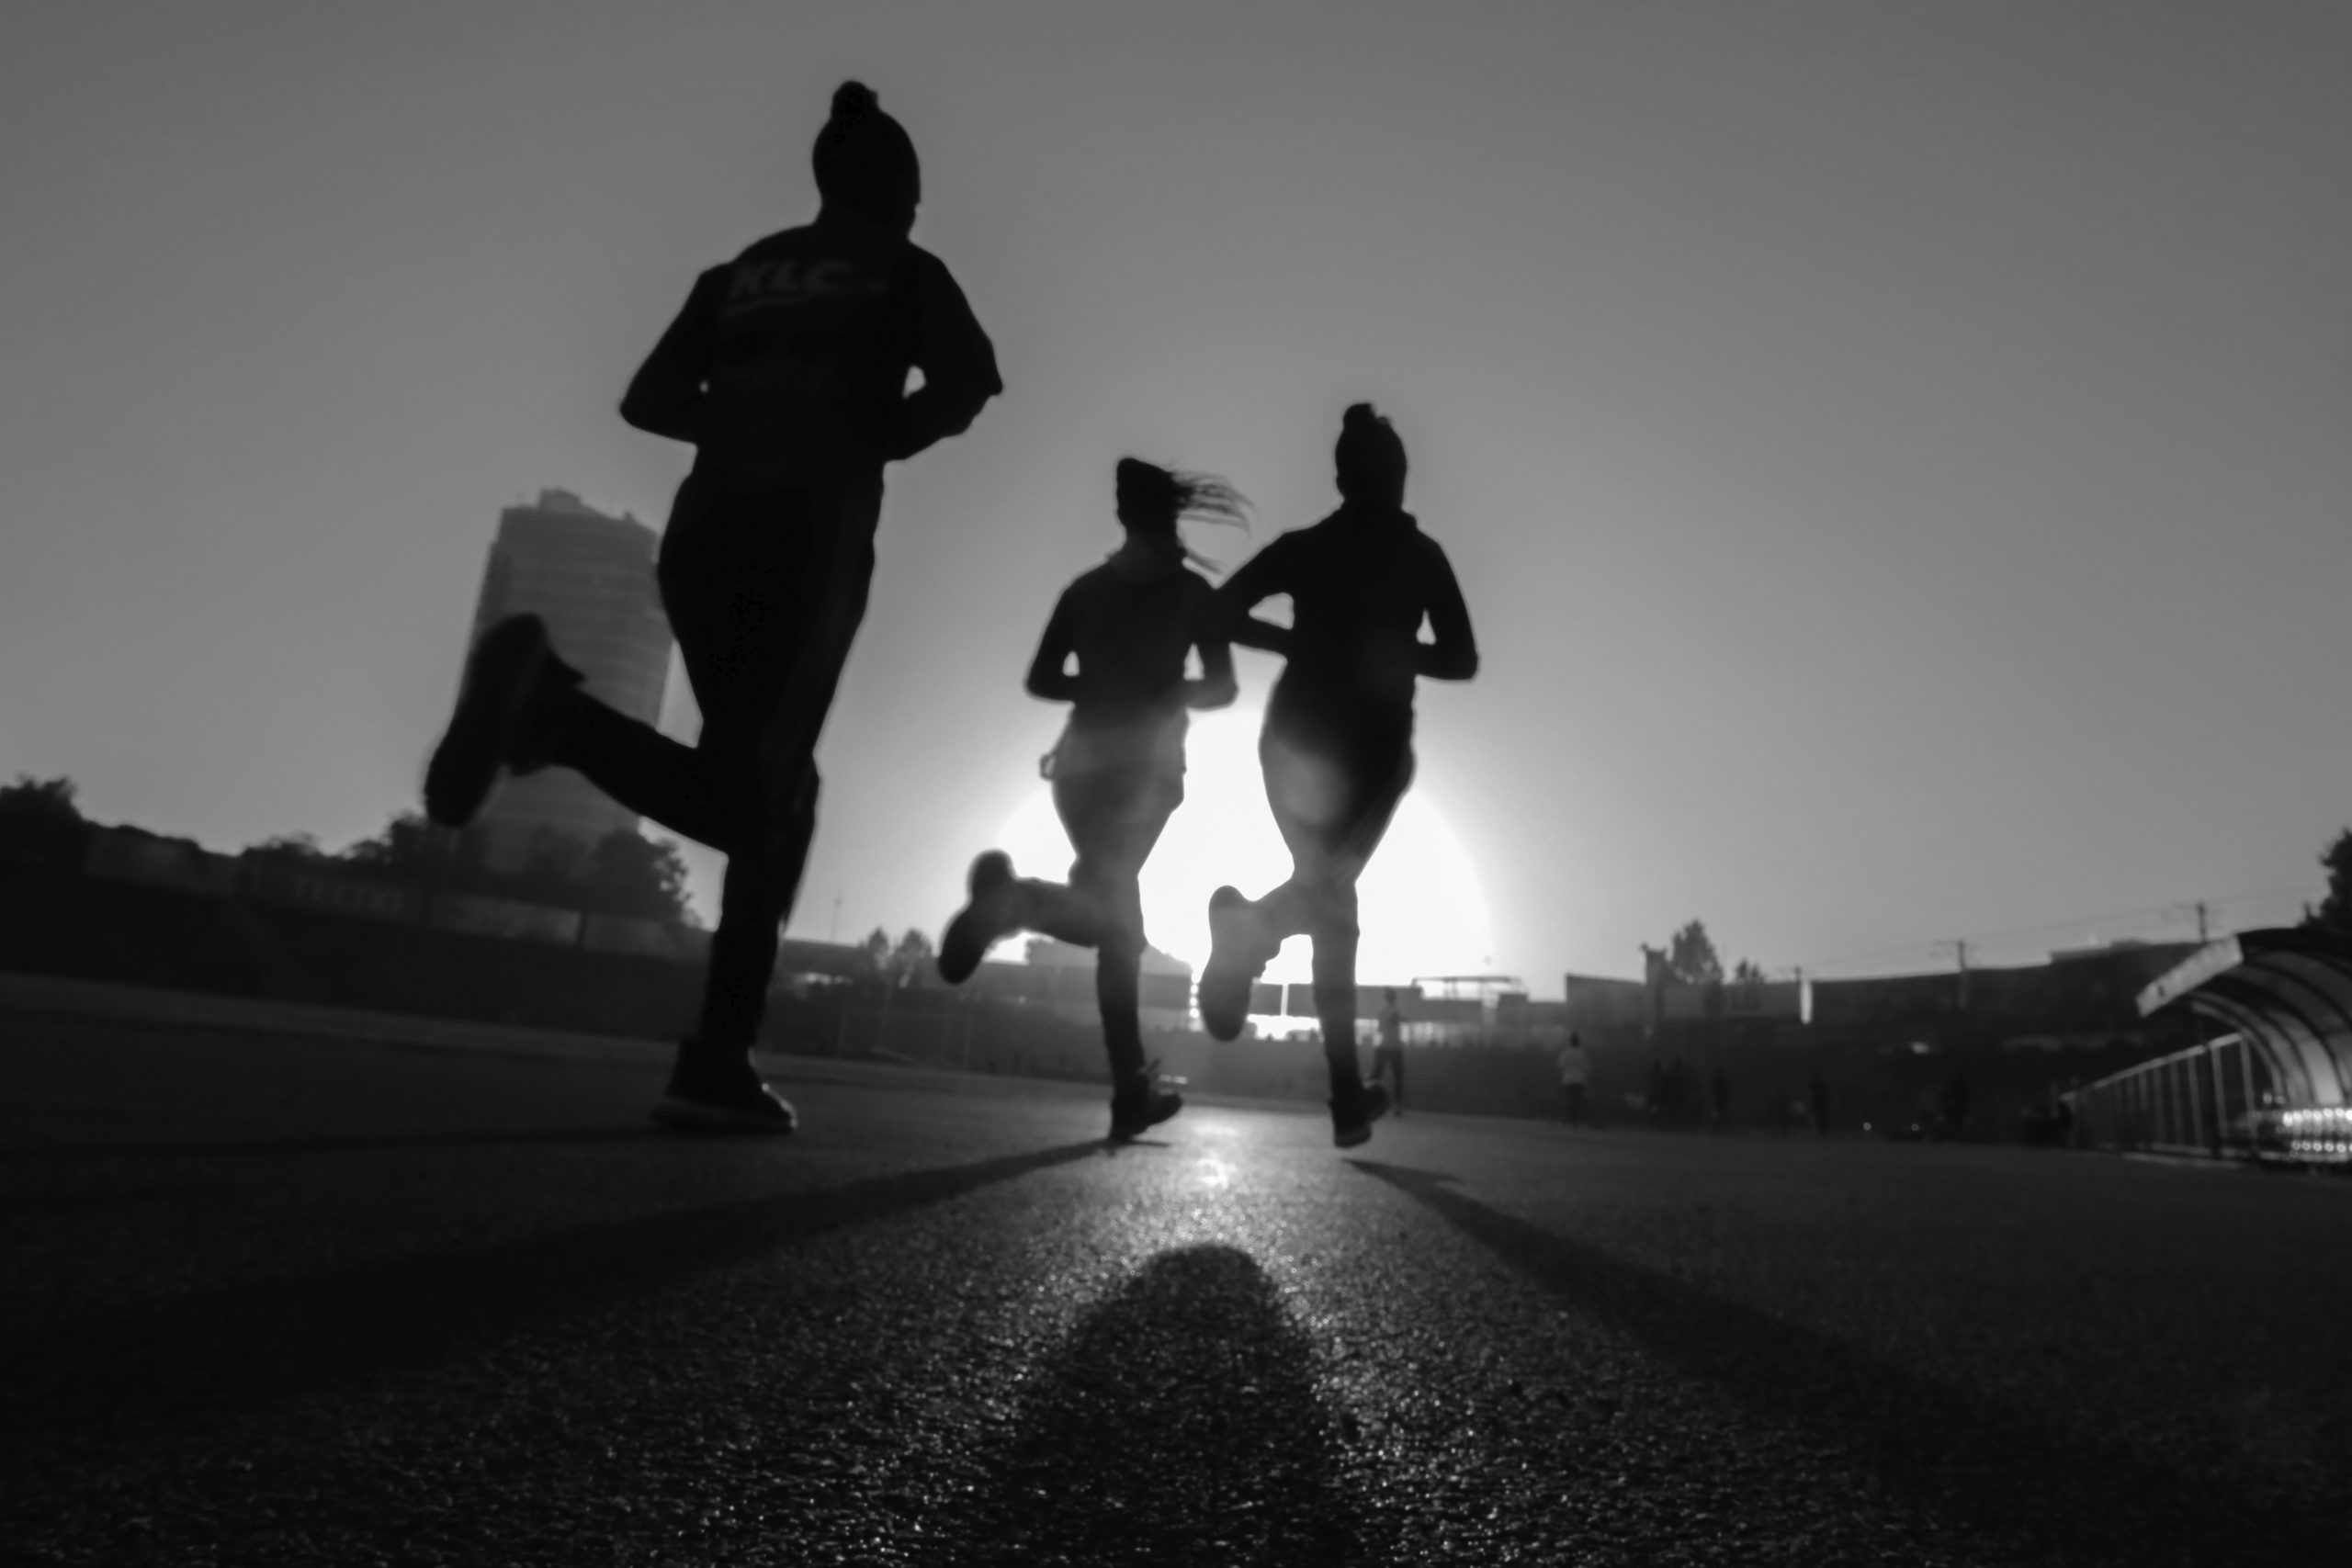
<box><xmin>812</xmin><ymin>81</ymin><xmax>920</xmax><ymax>221</ymax></box>
<box><xmin>1334</xmin><ymin>403</ymin><xmax>1408</xmax><ymax>504</ymax></box>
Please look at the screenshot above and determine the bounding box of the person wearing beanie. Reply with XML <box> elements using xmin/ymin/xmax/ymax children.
<box><xmin>422</xmin><ymin>81</ymin><xmax>1001</xmax><ymax>1134</ymax></box>
<box><xmin>1194</xmin><ymin>404</ymin><xmax>1478</xmax><ymax>1148</ymax></box>
<box><xmin>933</xmin><ymin>458</ymin><xmax>1246</xmax><ymax>1140</ymax></box>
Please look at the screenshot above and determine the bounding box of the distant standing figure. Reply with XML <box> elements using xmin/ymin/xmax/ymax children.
<box><xmin>1194</xmin><ymin>404</ymin><xmax>1480</xmax><ymax>1150</ymax></box>
<box><xmin>423</xmin><ymin>83</ymin><xmax>1001</xmax><ymax>1134</ymax></box>
<box><xmin>1708</xmin><ymin>1064</ymin><xmax>1730</xmax><ymax>1131</ymax></box>
<box><xmin>1372</xmin><ymin>987</ymin><xmax>1407</xmax><ymax>1115</ymax></box>
<box><xmin>1942</xmin><ymin>1068</ymin><xmax>1972</xmax><ymax>1138</ymax></box>
<box><xmin>934</xmin><ymin>459</ymin><xmax>1244</xmax><ymax>1140</ymax></box>
<box><xmin>1557</xmin><ymin>1032</ymin><xmax>1592</xmax><ymax>1126</ymax></box>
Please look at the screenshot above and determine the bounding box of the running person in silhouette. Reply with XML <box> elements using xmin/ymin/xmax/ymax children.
<box><xmin>423</xmin><ymin>83</ymin><xmax>1001</xmax><ymax>1133</ymax></box>
<box><xmin>1373</xmin><ymin>987</ymin><xmax>1407</xmax><ymax>1114</ymax></box>
<box><xmin>936</xmin><ymin>459</ymin><xmax>1244</xmax><ymax>1140</ymax></box>
<box><xmin>1196</xmin><ymin>404</ymin><xmax>1477</xmax><ymax>1148</ymax></box>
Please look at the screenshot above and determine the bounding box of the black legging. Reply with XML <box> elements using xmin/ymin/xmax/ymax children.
<box><xmin>547</xmin><ymin>472</ymin><xmax>882</xmax><ymax>1046</ymax></box>
<box><xmin>1252</xmin><ymin>697</ymin><xmax>1414</xmax><ymax>1064</ymax></box>
<box><xmin>1012</xmin><ymin>761</ymin><xmax>1183</xmax><ymax>1085</ymax></box>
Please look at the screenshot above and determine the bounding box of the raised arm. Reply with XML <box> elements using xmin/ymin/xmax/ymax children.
<box><xmin>876</xmin><ymin>251</ymin><xmax>1004</xmax><ymax>462</ymax></box>
<box><xmin>617</xmin><ymin>269</ymin><xmax>723</xmax><ymax>444</ymax></box>
<box><xmin>1415</xmin><ymin>538</ymin><xmax>1479</xmax><ymax>681</ymax></box>
<box><xmin>1023</xmin><ymin>592</ymin><xmax>1080</xmax><ymax>704</ymax></box>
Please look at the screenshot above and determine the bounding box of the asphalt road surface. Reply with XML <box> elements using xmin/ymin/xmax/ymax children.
<box><xmin>4</xmin><ymin>1009</ymin><xmax>2348</xmax><ymax>1566</ymax></box>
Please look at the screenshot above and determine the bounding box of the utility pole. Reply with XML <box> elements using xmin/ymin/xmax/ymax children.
<box><xmin>2167</xmin><ymin>899</ymin><xmax>2215</xmax><ymax>946</ymax></box>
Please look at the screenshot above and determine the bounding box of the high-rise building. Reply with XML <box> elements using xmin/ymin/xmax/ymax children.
<box><xmin>464</xmin><ymin>489</ymin><xmax>672</xmax><ymax>871</ymax></box>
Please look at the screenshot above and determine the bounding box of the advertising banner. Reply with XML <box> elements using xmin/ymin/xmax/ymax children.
<box><xmin>582</xmin><ymin>914</ymin><xmax>711</xmax><ymax>963</ymax></box>
<box><xmin>427</xmin><ymin>891</ymin><xmax>581</xmax><ymax>945</ymax></box>
<box><xmin>250</xmin><ymin>869</ymin><xmax>423</xmax><ymax>924</ymax></box>
<box><xmin>1660</xmin><ymin>980</ymin><xmax>1803</xmax><ymax>1021</ymax></box>
<box><xmin>1563</xmin><ymin>974</ymin><xmax>1650</xmax><ymax>1028</ymax></box>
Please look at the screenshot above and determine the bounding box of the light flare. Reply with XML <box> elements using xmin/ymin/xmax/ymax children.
<box><xmin>989</xmin><ymin>704</ymin><xmax>1492</xmax><ymax>990</ymax></box>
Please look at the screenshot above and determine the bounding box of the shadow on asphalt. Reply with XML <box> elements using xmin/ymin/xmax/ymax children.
<box><xmin>1351</xmin><ymin>1159</ymin><xmax>2330</xmax><ymax>1566</ymax></box>
<box><xmin>6</xmin><ymin>1138</ymin><xmax>1106</xmax><ymax>1461</ymax></box>
<box><xmin>0</xmin><ymin>1126</ymin><xmax>661</xmax><ymax>1164</ymax></box>
<box><xmin>947</xmin><ymin>1245</ymin><xmax>1355</xmax><ymax>1567</ymax></box>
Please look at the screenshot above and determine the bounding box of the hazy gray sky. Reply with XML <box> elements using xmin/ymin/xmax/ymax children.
<box><xmin>2</xmin><ymin>1</ymin><xmax>2346</xmax><ymax>988</ymax></box>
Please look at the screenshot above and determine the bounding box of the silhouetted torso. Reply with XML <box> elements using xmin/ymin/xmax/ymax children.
<box><xmin>1036</xmin><ymin>549</ymin><xmax>1217</xmax><ymax>774</ymax></box>
<box><xmin>1217</xmin><ymin>502</ymin><xmax>1472</xmax><ymax>728</ymax></box>
<box><xmin>1060</xmin><ymin>558</ymin><xmax>1213</xmax><ymax>727</ymax></box>
<box><xmin>635</xmin><ymin>211</ymin><xmax>999</xmax><ymax>494</ymax></box>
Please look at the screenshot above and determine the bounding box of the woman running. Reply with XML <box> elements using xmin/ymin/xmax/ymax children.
<box><xmin>1195</xmin><ymin>404</ymin><xmax>1477</xmax><ymax>1148</ymax></box>
<box><xmin>423</xmin><ymin>83</ymin><xmax>1001</xmax><ymax>1134</ymax></box>
<box><xmin>936</xmin><ymin>458</ymin><xmax>1245</xmax><ymax>1140</ymax></box>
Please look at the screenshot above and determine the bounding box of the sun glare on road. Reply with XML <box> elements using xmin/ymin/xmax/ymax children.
<box><xmin>990</xmin><ymin>702</ymin><xmax>1493</xmax><ymax>987</ymax></box>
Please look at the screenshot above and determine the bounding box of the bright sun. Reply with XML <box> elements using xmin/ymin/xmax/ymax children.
<box><xmin>989</xmin><ymin>702</ymin><xmax>1493</xmax><ymax>995</ymax></box>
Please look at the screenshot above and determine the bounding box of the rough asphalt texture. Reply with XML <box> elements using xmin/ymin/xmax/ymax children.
<box><xmin>4</xmin><ymin>1010</ymin><xmax>2347</xmax><ymax>1566</ymax></box>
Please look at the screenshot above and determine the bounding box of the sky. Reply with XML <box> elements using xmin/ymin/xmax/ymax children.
<box><xmin>1</xmin><ymin>1</ymin><xmax>2346</xmax><ymax>991</ymax></box>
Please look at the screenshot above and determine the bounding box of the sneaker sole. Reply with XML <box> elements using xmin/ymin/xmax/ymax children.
<box><xmin>1109</xmin><ymin>1096</ymin><xmax>1184</xmax><ymax>1142</ymax></box>
<box><xmin>938</xmin><ymin>854</ymin><xmax>1015</xmax><ymax>984</ymax></box>
<box><xmin>938</xmin><ymin>904</ymin><xmax>996</xmax><ymax>985</ymax></box>
<box><xmin>1332</xmin><ymin>1085</ymin><xmax>1392</xmax><ymax>1148</ymax></box>
<box><xmin>1197</xmin><ymin>887</ymin><xmax>1259</xmax><ymax>1042</ymax></box>
<box><xmin>424</xmin><ymin>615</ymin><xmax>549</xmax><ymax>828</ymax></box>
<box><xmin>650</xmin><ymin>1096</ymin><xmax>797</xmax><ymax>1135</ymax></box>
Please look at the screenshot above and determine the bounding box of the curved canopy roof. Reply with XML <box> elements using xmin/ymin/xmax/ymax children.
<box><xmin>2137</xmin><ymin>928</ymin><xmax>2352</xmax><ymax>1108</ymax></box>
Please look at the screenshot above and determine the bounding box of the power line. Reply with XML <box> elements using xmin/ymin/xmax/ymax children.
<box><xmin>1781</xmin><ymin>885</ymin><xmax>2323</xmax><ymax>982</ymax></box>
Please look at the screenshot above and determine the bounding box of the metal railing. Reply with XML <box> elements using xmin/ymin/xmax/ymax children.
<box><xmin>2064</xmin><ymin>1032</ymin><xmax>2297</xmax><ymax>1161</ymax></box>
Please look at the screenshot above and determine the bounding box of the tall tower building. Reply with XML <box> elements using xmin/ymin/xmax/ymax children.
<box><xmin>465</xmin><ymin>489</ymin><xmax>673</xmax><ymax>872</ymax></box>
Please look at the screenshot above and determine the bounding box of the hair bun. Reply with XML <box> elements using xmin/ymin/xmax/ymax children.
<box><xmin>1333</xmin><ymin>401</ymin><xmax>1407</xmax><ymax>503</ymax></box>
<box><xmin>831</xmin><ymin>81</ymin><xmax>878</xmax><ymax>119</ymax></box>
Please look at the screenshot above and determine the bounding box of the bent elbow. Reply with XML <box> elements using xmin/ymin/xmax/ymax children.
<box><xmin>619</xmin><ymin>389</ymin><xmax>694</xmax><ymax>444</ymax></box>
<box><xmin>927</xmin><ymin>376</ymin><xmax>1003</xmax><ymax>446</ymax></box>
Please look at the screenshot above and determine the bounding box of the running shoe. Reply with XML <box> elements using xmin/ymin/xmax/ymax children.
<box><xmin>937</xmin><ymin>850</ymin><xmax>1017</xmax><ymax>984</ymax></box>
<box><xmin>1330</xmin><ymin>1081</ymin><xmax>1392</xmax><ymax>1149</ymax></box>
<box><xmin>423</xmin><ymin>614</ymin><xmax>581</xmax><ymax>828</ymax></box>
<box><xmin>1109</xmin><ymin>1060</ymin><xmax>1184</xmax><ymax>1141</ymax></box>
<box><xmin>1195</xmin><ymin>885</ymin><xmax>1265</xmax><ymax>1042</ymax></box>
<box><xmin>651</xmin><ymin>1043</ymin><xmax>797</xmax><ymax>1135</ymax></box>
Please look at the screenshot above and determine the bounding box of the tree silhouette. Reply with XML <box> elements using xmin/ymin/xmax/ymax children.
<box><xmin>581</xmin><ymin>829</ymin><xmax>696</xmax><ymax>923</ymax></box>
<box><xmin>1663</xmin><ymin>919</ymin><xmax>1724</xmax><ymax>987</ymax></box>
<box><xmin>0</xmin><ymin>774</ymin><xmax>91</xmax><ymax>869</ymax></box>
<box><xmin>341</xmin><ymin>813</ymin><xmax>445</xmax><ymax>879</ymax></box>
<box><xmin>247</xmin><ymin>812</ymin><xmax>697</xmax><ymax>927</ymax></box>
<box><xmin>888</xmin><ymin>928</ymin><xmax>936</xmax><ymax>987</ymax></box>
<box><xmin>2314</xmin><ymin>828</ymin><xmax>2352</xmax><ymax>936</ymax></box>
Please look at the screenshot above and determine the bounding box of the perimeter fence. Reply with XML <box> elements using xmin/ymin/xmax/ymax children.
<box><xmin>2065</xmin><ymin>1031</ymin><xmax>2352</xmax><ymax>1165</ymax></box>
